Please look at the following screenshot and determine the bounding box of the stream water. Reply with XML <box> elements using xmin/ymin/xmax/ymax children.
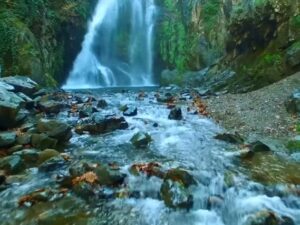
<box><xmin>0</xmin><ymin>88</ymin><xmax>299</xmax><ymax>225</ymax></box>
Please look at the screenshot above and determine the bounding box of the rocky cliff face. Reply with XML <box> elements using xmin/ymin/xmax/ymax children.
<box><xmin>157</xmin><ymin>0</ymin><xmax>300</xmax><ymax>92</ymax></box>
<box><xmin>0</xmin><ymin>0</ymin><xmax>96</xmax><ymax>86</ymax></box>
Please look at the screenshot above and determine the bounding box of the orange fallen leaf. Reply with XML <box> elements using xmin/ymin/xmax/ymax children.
<box><xmin>72</xmin><ymin>172</ymin><xmax>98</xmax><ymax>185</ymax></box>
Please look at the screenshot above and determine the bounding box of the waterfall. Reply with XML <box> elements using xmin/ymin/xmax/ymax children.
<box><xmin>63</xmin><ymin>0</ymin><xmax>157</xmax><ymax>89</ymax></box>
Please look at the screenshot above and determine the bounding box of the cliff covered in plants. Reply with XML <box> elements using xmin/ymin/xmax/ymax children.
<box><xmin>0</xmin><ymin>0</ymin><xmax>96</xmax><ymax>86</ymax></box>
<box><xmin>157</xmin><ymin>0</ymin><xmax>300</xmax><ymax>92</ymax></box>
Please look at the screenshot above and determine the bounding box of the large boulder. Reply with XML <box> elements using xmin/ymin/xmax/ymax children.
<box><xmin>0</xmin><ymin>88</ymin><xmax>24</xmax><ymax>129</ymax></box>
<box><xmin>0</xmin><ymin>131</ymin><xmax>16</xmax><ymax>148</ymax></box>
<box><xmin>0</xmin><ymin>155</ymin><xmax>25</xmax><ymax>174</ymax></box>
<box><xmin>13</xmin><ymin>149</ymin><xmax>40</xmax><ymax>166</ymax></box>
<box><xmin>37</xmin><ymin>119</ymin><xmax>72</xmax><ymax>143</ymax></box>
<box><xmin>31</xmin><ymin>134</ymin><xmax>57</xmax><ymax>150</ymax></box>
<box><xmin>75</xmin><ymin>113</ymin><xmax>128</xmax><ymax>135</ymax></box>
<box><xmin>37</xmin><ymin>100</ymin><xmax>64</xmax><ymax>114</ymax></box>
<box><xmin>0</xmin><ymin>76</ymin><xmax>38</xmax><ymax>96</ymax></box>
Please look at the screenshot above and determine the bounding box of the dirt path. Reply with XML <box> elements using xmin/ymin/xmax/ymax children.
<box><xmin>204</xmin><ymin>72</ymin><xmax>300</xmax><ymax>139</ymax></box>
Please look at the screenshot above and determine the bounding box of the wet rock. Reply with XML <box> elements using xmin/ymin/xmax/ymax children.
<box><xmin>245</xmin><ymin>210</ymin><xmax>295</xmax><ymax>225</ymax></box>
<box><xmin>0</xmin><ymin>88</ymin><xmax>24</xmax><ymax>129</ymax></box>
<box><xmin>31</xmin><ymin>134</ymin><xmax>57</xmax><ymax>150</ymax></box>
<box><xmin>0</xmin><ymin>76</ymin><xmax>38</xmax><ymax>96</ymax></box>
<box><xmin>39</xmin><ymin>156</ymin><xmax>66</xmax><ymax>172</ymax></box>
<box><xmin>82</xmin><ymin>96</ymin><xmax>96</xmax><ymax>103</ymax></box>
<box><xmin>164</xmin><ymin>168</ymin><xmax>197</xmax><ymax>188</ymax></box>
<box><xmin>207</xmin><ymin>195</ymin><xmax>224</xmax><ymax>209</ymax></box>
<box><xmin>168</xmin><ymin>107</ymin><xmax>183</xmax><ymax>120</ymax></box>
<box><xmin>16</xmin><ymin>133</ymin><xmax>32</xmax><ymax>145</ymax></box>
<box><xmin>160</xmin><ymin>180</ymin><xmax>193</xmax><ymax>210</ymax></box>
<box><xmin>285</xmin><ymin>91</ymin><xmax>300</xmax><ymax>114</ymax></box>
<box><xmin>75</xmin><ymin>114</ymin><xmax>128</xmax><ymax>135</ymax></box>
<box><xmin>79</xmin><ymin>104</ymin><xmax>98</xmax><ymax>118</ymax></box>
<box><xmin>37</xmin><ymin>149</ymin><xmax>60</xmax><ymax>165</ymax></box>
<box><xmin>224</xmin><ymin>171</ymin><xmax>235</xmax><ymax>188</ymax></box>
<box><xmin>0</xmin><ymin>81</ymin><xmax>14</xmax><ymax>91</ymax></box>
<box><xmin>7</xmin><ymin>145</ymin><xmax>23</xmax><ymax>154</ymax></box>
<box><xmin>37</xmin><ymin>100</ymin><xmax>64</xmax><ymax>114</ymax></box>
<box><xmin>130</xmin><ymin>132</ymin><xmax>152</xmax><ymax>148</ymax></box>
<box><xmin>0</xmin><ymin>131</ymin><xmax>16</xmax><ymax>148</ymax></box>
<box><xmin>0</xmin><ymin>170</ymin><xmax>6</xmax><ymax>185</ymax></box>
<box><xmin>214</xmin><ymin>132</ymin><xmax>244</xmax><ymax>144</ymax></box>
<box><xmin>37</xmin><ymin>119</ymin><xmax>72</xmax><ymax>143</ymax></box>
<box><xmin>119</xmin><ymin>104</ymin><xmax>128</xmax><ymax>112</ymax></box>
<box><xmin>69</xmin><ymin>162</ymin><xmax>93</xmax><ymax>178</ymax></box>
<box><xmin>72</xmin><ymin>181</ymin><xmax>95</xmax><ymax>199</ymax></box>
<box><xmin>97</xmin><ymin>99</ymin><xmax>108</xmax><ymax>108</ymax></box>
<box><xmin>13</xmin><ymin>149</ymin><xmax>39</xmax><ymax>166</ymax></box>
<box><xmin>123</xmin><ymin>106</ymin><xmax>137</xmax><ymax>116</ymax></box>
<box><xmin>130</xmin><ymin>162</ymin><xmax>164</xmax><ymax>178</ymax></box>
<box><xmin>94</xmin><ymin>164</ymin><xmax>126</xmax><ymax>186</ymax></box>
<box><xmin>250</xmin><ymin>141</ymin><xmax>271</xmax><ymax>153</ymax></box>
<box><xmin>18</xmin><ymin>188</ymin><xmax>66</xmax><ymax>207</ymax></box>
<box><xmin>0</xmin><ymin>155</ymin><xmax>25</xmax><ymax>174</ymax></box>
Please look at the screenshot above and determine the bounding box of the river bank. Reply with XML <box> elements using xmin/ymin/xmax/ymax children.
<box><xmin>204</xmin><ymin>72</ymin><xmax>300</xmax><ymax>140</ymax></box>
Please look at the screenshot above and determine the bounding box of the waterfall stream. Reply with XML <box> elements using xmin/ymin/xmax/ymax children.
<box><xmin>63</xmin><ymin>0</ymin><xmax>156</xmax><ymax>89</ymax></box>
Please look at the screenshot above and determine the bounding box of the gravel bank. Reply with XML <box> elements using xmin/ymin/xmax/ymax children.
<box><xmin>204</xmin><ymin>72</ymin><xmax>300</xmax><ymax>139</ymax></box>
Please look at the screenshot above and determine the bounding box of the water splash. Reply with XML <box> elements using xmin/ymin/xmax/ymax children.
<box><xmin>63</xmin><ymin>0</ymin><xmax>156</xmax><ymax>89</ymax></box>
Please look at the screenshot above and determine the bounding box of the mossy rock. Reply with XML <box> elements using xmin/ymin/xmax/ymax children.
<box><xmin>286</xmin><ymin>139</ymin><xmax>300</xmax><ymax>153</ymax></box>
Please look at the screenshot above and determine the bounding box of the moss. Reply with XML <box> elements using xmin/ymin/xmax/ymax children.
<box><xmin>261</xmin><ymin>53</ymin><xmax>282</xmax><ymax>66</ymax></box>
<box><xmin>291</xmin><ymin>15</ymin><xmax>300</xmax><ymax>28</ymax></box>
<box><xmin>0</xmin><ymin>0</ymin><xmax>93</xmax><ymax>86</ymax></box>
<box><xmin>286</xmin><ymin>140</ymin><xmax>300</xmax><ymax>153</ymax></box>
<box><xmin>201</xmin><ymin>0</ymin><xmax>221</xmax><ymax>33</ymax></box>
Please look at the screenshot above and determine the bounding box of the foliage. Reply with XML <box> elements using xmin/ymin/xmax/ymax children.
<box><xmin>159</xmin><ymin>0</ymin><xmax>187</xmax><ymax>71</ymax></box>
<box><xmin>159</xmin><ymin>0</ymin><xmax>199</xmax><ymax>71</ymax></box>
<box><xmin>262</xmin><ymin>53</ymin><xmax>282</xmax><ymax>66</ymax></box>
<box><xmin>0</xmin><ymin>0</ymin><xmax>92</xmax><ymax>86</ymax></box>
<box><xmin>201</xmin><ymin>0</ymin><xmax>221</xmax><ymax>32</ymax></box>
<box><xmin>291</xmin><ymin>15</ymin><xmax>300</xmax><ymax>28</ymax></box>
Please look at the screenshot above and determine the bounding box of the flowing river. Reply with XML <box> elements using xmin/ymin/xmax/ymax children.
<box><xmin>0</xmin><ymin>87</ymin><xmax>299</xmax><ymax>225</ymax></box>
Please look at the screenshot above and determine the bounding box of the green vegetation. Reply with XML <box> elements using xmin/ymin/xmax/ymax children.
<box><xmin>159</xmin><ymin>0</ymin><xmax>197</xmax><ymax>71</ymax></box>
<box><xmin>0</xmin><ymin>0</ymin><xmax>93</xmax><ymax>86</ymax></box>
<box><xmin>201</xmin><ymin>0</ymin><xmax>221</xmax><ymax>32</ymax></box>
<box><xmin>287</xmin><ymin>140</ymin><xmax>300</xmax><ymax>153</ymax></box>
<box><xmin>291</xmin><ymin>15</ymin><xmax>300</xmax><ymax>28</ymax></box>
<box><xmin>262</xmin><ymin>53</ymin><xmax>282</xmax><ymax>66</ymax></box>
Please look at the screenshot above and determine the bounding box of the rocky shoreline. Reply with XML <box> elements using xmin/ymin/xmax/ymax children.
<box><xmin>204</xmin><ymin>72</ymin><xmax>300</xmax><ymax>140</ymax></box>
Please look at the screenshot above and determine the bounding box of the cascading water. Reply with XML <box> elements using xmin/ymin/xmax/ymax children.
<box><xmin>63</xmin><ymin>0</ymin><xmax>156</xmax><ymax>89</ymax></box>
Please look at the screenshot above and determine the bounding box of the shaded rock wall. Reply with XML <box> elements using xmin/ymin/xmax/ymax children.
<box><xmin>157</xmin><ymin>0</ymin><xmax>300</xmax><ymax>92</ymax></box>
<box><xmin>0</xmin><ymin>0</ymin><xmax>97</xmax><ymax>86</ymax></box>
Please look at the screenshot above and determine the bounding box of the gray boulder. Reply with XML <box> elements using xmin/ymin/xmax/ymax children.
<box><xmin>37</xmin><ymin>119</ymin><xmax>72</xmax><ymax>143</ymax></box>
<box><xmin>0</xmin><ymin>131</ymin><xmax>16</xmax><ymax>148</ymax></box>
<box><xmin>0</xmin><ymin>75</ymin><xmax>38</xmax><ymax>96</ymax></box>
